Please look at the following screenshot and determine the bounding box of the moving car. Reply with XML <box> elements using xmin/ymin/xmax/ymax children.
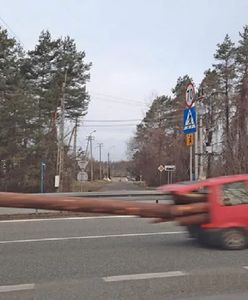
<box><xmin>160</xmin><ymin>174</ymin><xmax>248</xmax><ymax>250</ymax></box>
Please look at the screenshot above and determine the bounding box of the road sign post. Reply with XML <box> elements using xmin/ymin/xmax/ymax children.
<box><xmin>164</xmin><ymin>165</ymin><xmax>176</xmax><ymax>184</ymax></box>
<box><xmin>157</xmin><ymin>165</ymin><xmax>164</xmax><ymax>185</ymax></box>
<box><xmin>183</xmin><ymin>107</ymin><xmax>196</xmax><ymax>134</ymax></box>
<box><xmin>157</xmin><ymin>165</ymin><xmax>164</xmax><ymax>172</ymax></box>
<box><xmin>77</xmin><ymin>171</ymin><xmax>88</xmax><ymax>182</ymax></box>
<box><xmin>185</xmin><ymin>83</ymin><xmax>195</xmax><ymax>108</ymax></box>
<box><xmin>183</xmin><ymin>82</ymin><xmax>196</xmax><ymax>181</ymax></box>
<box><xmin>185</xmin><ymin>133</ymin><xmax>194</xmax><ymax>146</ymax></box>
<box><xmin>190</xmin><ymin>145</ymin><xmax>193</xmax><ymax>181</ymax></box>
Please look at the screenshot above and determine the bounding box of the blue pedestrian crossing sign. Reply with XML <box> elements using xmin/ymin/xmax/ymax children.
<box><xmin>183</xmin><ymin>107</ymin><xmax>196</xmax><ymax>133</ymax></box>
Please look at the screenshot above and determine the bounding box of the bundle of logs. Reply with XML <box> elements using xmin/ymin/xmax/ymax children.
<box><xmin>0</xmin><ymin>191</ymin><xmax>209</xmax><ymax>226</ymax></box>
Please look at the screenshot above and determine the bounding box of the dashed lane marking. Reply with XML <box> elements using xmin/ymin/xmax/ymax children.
<box><xmin>0</xmin><ymin>284</ymin><xmax>34</xmax><ymax>293</ymax></box>
<box><xmin>103</xmin><ymin>271</ymin><xmax>187</xmax><ymax>282</ymax></box>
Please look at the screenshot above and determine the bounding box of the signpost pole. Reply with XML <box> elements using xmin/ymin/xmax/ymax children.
<box><xmin>194</xmin><ymin>126</ymin><xmax>198</xmax><ymax>181</ymax></box>
<box><xmin>40</xmin><ymin>161</ymin><xmax>45</xmax><ymax>193</ymax></box>
<box><xmin>190</xmin><ymin>145</ymin><xmax>193</xmax><ymax>181</ymax></box>
<box><xmin>184</xmin><ymin>82</ymin><xmax>196</xmax><ymax>182</ymax></box>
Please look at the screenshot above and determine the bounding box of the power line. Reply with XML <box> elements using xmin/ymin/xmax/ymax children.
<box><xmin>84</xmin><ymin>119</ymin><xmax>142</xmax><ymax>122</ymax></box>
<box><xmin>83</xmin><ymin>112</ymin><xmax>185</xmax><ymax>124</ymax></box>
<box><xmin>92</xmin><ymin>96</ymin><xmax>145</xmax><ymax>107</ymax></box>
<box><xmin>91</xmin><ymin>92</ymin><xmax>150</xmax><ymax>107</ymax></box>
<box><xmin>82</xmin><ymin>120</ymin><xmax>184</xmax><ymax>128</ymax></box>
<box><xmin>92</xmin><ymin>92</ymin><xmax>145</xmax><ymax>105</ymax></box>
<box><xmin>82</xmin><ymin>124</ymin><xmax>138</xmax><ymax>127</ymax></box>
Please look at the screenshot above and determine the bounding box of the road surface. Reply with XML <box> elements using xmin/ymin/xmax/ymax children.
<box><xmin>0</xmin><ymin>216</ymin><xmax>247</xmax><ymax>299</ymax></box>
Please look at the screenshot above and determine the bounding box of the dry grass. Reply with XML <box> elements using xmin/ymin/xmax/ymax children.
<box><xmin>71</xmin><ymin>180</ymin><xmax>110</xmax><ymax>192</ymax></box>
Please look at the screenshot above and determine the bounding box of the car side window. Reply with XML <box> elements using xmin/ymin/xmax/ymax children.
<box><xmin>222</xmin><ymin>181</ymin><xmax>248</xmax><ymax>206</ymax></box>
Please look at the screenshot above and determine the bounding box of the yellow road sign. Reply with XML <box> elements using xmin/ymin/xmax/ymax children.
<box><xmin>186</xmin><ymin>133</ymin><xmax>194</xmax><ymax>146</ymax></box>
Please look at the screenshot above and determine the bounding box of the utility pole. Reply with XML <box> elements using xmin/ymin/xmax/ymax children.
<box><xmin>199</xmin><ymin>108</ymin><xmax>204</xmax><ymax>180</ymax></box>
<box><xmin>194</xmin><ymin>94</ymin><xmax>199</xmax><ymax>180</ymax></box>
<box><xmin>87</xmin><ymin>130</ymin><xmax>96</xmax><ymax>181</ymax></box>
<box><xmin>73</xmin><ymin>118</ymin><xmax>78</xmax><ymax>159</ymax></box>
<box><xmin>90</xmin><ymin>136</ymin><xmax>93</xmax><ymax>181</ymax></box>
<box><xmin>194</xmin><ymin>128</ymin><xmax>198</xmax><ymax>180</ymax></box>
<box><xmin>206</xmin><ymin>96</ymin><xmax>214</xmax><ymax>178</ymax></box>
<box><xmin>107</xmin><ymin>152</ymin><xmax>110</xmax><ymax>179</ymax></box>
<box><xmin>58</xmin><ymin>70</ymin><xmax>67</xmax><ymax>192</ymax></box>
<box><xmin>97</xmin><ymin>143</ymin><xmax>103</xmax><ymax>180</ymax></box>
<box><xmin>107</xmin><ymin>146</ymin><xmax>114</xmax><ymax>180</ymax></box>
<box><xmin>195</xmin><ymin>88</ymin><xmax>205</xmax><ymax>181</ymax></box>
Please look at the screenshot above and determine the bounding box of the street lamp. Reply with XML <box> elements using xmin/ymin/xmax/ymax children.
<box><xmin>89</xmin><ymin>130</ymin><xmax>96</xmax><ymax>136</ymax></box>
<box><xmin>107</xmin><ymin>146</ymin><xmax>115</xmax><ymax>180</ymax></box>
<box><xmin>40</xmin><ymin>161</ymin><xmax>46</xmax><ymax>193</ymax></box>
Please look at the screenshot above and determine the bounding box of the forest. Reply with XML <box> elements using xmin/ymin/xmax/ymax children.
<box><xmin>0</xmin><ymin>28</ymin><xmax>91</xmax><ymax>192</ymax></box>
<box><xmin>128</xmin><ymin>26</ymin><xmax>248</xmax><ymax>186</ymax></box>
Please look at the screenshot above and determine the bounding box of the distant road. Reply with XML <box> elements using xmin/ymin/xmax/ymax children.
<box><xmin>98</xmin><ymin>181</ymin><xmax>146</xmax><ymax>191</ymax></box>
<box><xmin>0</xmin><ymin>216</ymin><xmax>247</xmax><ymax>299</ymax></box>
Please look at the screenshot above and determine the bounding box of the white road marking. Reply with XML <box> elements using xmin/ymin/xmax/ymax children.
<box><xmin>0</xmin><ymin>283</ymin><xmax>34</xmax><ymax>293</ymax></box>
<box><xmin>0</xmin><ymin>231</ymin><xmax>184</xmax><ymax>245</ymax></box>
<box><xmin>103</xmin><ymin>271</ymin><xmax>187</xmax><ymax>282</ymax></box>
<box><xmin>243</xmin><ymin>266</ymin><xmax>248</xmax><ymax>270</ymax></box>
<box><xmin>0</xmin><ymin>215</ymin><xmax>134</xmax><ymax>223</ymax></box>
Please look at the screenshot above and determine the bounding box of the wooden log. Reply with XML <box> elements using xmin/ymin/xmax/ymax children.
<box><xmin>0</xmin><ymin>192</ymin><xmax>173</xmax><ymax>219</ymax></box>
<box><xmin>170</xmin><ymin>202</ymin><xmax>209</xmax><ymax>216</ymax></box>
<box><xmin>176</xmin><ymin>213</ymin><xmax>209</xmax><ymax>226</ymax></box>
<box><xmin>0</xmin><ymin>193</ymin><xmax>210</xmax><ymax>225</ymax></box>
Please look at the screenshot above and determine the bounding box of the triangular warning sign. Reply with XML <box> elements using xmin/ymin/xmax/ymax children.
<box><xmin>184</xmin><ymin>110</ymin><xmax>195</xmax><ymax>130</ymax></box>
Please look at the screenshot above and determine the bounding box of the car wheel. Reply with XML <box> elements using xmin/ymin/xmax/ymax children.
<box><xmin>221</xmin><ymin>228</ymin><xmax>248</xmax><ymax>250</ymax></box>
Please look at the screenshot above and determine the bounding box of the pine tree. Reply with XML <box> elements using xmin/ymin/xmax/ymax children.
<box><xmin>0</xmin><ymin>27</ymin><xmax>38</xmax><ymax>191</ymax></box>
<box><xmin>55</xmin><ymin>36</ymin><xmax>91</xmax><ymax>121</ymax></box>
<box><xmin>200</xmin><ymin>69</ymin><xmax>223</xmax><ymax>176</ymax></box>
<box><xmin>0</xmin><ymin>29</ymin><xmax>92</xmax><ymax>192</ymax></box>
<box><xmin>213</xmin><ymin>34</ymin><xmax>236</xmax><ymax>139</ymax></box>
<box><xmin>24</xmin><ymin>30</ymin><xmax>61</xmax><ymax>127</ymax></box>
<box><xmin>234</xmin><ymin>25</ymin><xmax>248</xmax><ymax>172</ymax></box>
<box><xmin>23</xmin><ymin>31</ymin><xmax>92</xmax><ymax>191</ymax></box>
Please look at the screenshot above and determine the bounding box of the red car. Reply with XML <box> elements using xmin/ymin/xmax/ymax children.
<box><xmin>160</xmin><ymin>174</ymin><xmax>248</xmax><ymax>250</ymax></box>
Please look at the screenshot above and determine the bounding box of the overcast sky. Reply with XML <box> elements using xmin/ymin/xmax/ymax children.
<box><xmin>1</xmin><ymin>0</ymin><xmax>248</xmax><ymax>161</ymax></box>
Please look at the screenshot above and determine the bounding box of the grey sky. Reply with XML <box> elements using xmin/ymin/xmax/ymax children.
<box><xmin>1</xmin><ymin>0</ymin><xmax>248</xmax><ymax>161</ymax></box>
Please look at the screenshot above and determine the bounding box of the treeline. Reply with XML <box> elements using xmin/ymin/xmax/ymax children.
<box><xmin>0</xmin><ymin>28</ymin><xmax>91</xmax><ymax>192</ymax></box>
<box><xmin>129</xmin><ymin>26</ymin><xmax>248</xmax><ymax>186</ymax></box>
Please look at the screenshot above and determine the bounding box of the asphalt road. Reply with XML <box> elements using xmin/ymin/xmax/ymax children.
<box><xmin>0</xmin><ymin>216</ymin><xmax>247</xmax><ymax>300</ymax></box>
